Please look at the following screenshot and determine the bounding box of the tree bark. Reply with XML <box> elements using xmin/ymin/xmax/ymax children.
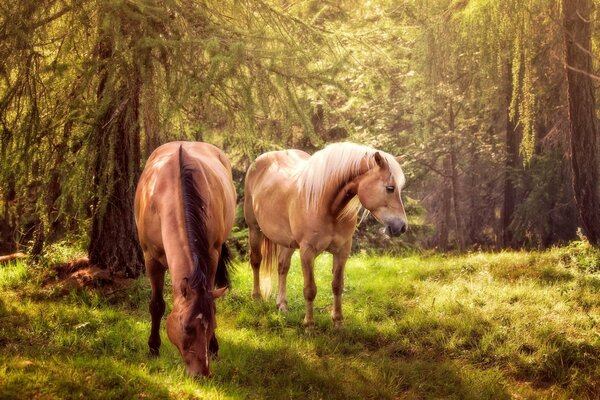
<box><xmin>448</xmin><ymin>102</ymin><xmax>465</xmax><ymax>251</ymax></box>
<box><xmin>141</xmin><ymin>47</ymin><xmax>161</xmax><ymax>158</ymax></box>
<box><xmin>563</xmin><ymin>0</ymin><xmax>600</xmax><ymax>245</ymax></box>
<box><xmin>502</xmin><ymin>66</ymin><xmax>519</xmax><ymax>248</ymax></box>
<box><xmin>439</xmin><ymin>162</ymin><xmax>451</xmax><ymax>250</ymax></box>
<box><xmin>88</xmin><ymin>12</ymin><xmax>144</xmax><ymax>277</ymax></box>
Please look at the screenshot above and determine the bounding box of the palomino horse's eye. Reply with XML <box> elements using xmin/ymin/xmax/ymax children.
<box><xmin>385</xmin><ymin>185</ymin><xmax>395</xmax><ymax>193</ymax></box>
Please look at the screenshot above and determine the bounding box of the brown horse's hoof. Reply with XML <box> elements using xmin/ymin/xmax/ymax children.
<box><xmin>149</xmin><ymin>348</ymin><xmax>160</xmax><ymax>358</ymax></box>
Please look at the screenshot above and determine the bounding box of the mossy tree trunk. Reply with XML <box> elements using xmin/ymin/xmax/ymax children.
<box><xmin>88</xmin><ymin>8</ymin><xmax>143</xmax><ymax>277</ymax></box>
<box><xmin>563</xmin><ymin>0</ymin><xmax>600</xmax><ymax>245</ymax></box>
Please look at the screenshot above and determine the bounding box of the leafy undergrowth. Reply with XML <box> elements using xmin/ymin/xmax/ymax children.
<box><xmin>1</xmin><ymin>242</ymin><xmax>600</xmax><ymax>399</ymax></box>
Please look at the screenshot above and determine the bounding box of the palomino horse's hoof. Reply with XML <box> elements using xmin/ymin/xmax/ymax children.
<box><xmin>303</xmin><ymin>319</ymin><xmax>315</xmax><ymax>329</ymax></box>
<box><xmin>276</xmin><ymin>302</ymin><xmax>288</xmax><ymax>313</ymax></box>
<box><xmin>251</xmin><ymin>292</ymin><xmax>262</xmax><ymax>301</ymax></box>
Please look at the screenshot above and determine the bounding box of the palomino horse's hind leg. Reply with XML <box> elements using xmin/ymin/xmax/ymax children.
<box><xmin>146</xmin><ymin>257</ymin><xmax>166</xmax><ymax>357</ymax></box>
<box><xmin>248</xmin><ymin>225</ymin><xmax>263</xmax><ymax>299</ymax></box>
<box><xmin>299</xmin><ymin>246</ymin><xmax>317</xmax><ymax>327</ymax></box>
<box><xmin>276</xmin><ymin>247</ymin><xmax>294</xmax><ymax>313</ymax></box>
<box><xmin>332</xmin><ymin>242</ymin><xmax>351</xmax><ymax>328</ymax></box>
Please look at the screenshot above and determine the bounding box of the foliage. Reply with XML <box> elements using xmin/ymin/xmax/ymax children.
<box><xmin>2</xmin><ymin>245</ymin><xmax>600</xmax><ymax>399</ymax></box>
<box><xmin>0</xmin><ymin>0</ymin><xmax>591</xmax><ymax>256</ymax></box>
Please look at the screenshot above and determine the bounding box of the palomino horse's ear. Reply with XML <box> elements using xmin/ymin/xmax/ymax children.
<box><xmin>373</xmin><ymin>152</ymin><xmax>386</xmax><ymax>168</ymax></box>
<box><xmin>180</xmin><ymin>277</ymin><xmax>190</xmax><ymax>299</ymax></box>
<box><xmin>211</xmin><ymin>286</ymin><xmax>227</xmax><ymax>299</ymax></box>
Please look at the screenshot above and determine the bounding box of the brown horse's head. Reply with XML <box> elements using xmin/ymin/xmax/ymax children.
<box><xmin>357</xmin><ymin>152</ymin><xmax>408</xmax><ymax>237</ymax></box>
<box><xmin>166</xmin><ymin>280</ymin><xmax>227</xmax><ymax>378</ymax></box>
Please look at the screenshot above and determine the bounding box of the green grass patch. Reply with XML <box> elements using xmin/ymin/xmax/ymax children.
<box><xmin>1</xmin><ymin>243</ymin><xmax>600</xmax><ymax>398</ymax></box>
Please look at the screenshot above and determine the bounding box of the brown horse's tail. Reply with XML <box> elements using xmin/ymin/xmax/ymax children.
<box><xmin>259</xmin><ymin>236</ymin><xmax>279</xmax><ymax>299</ymax></box>
<box><xmin>215</xmin><ymin>242</ymin><xmax>231</xmax><ymax>289</ymax></box>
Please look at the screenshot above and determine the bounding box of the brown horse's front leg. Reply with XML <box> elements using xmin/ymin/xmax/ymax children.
<box><xmin>332</xmin><ymin>242</ymin><xmax>351</xmax><ymax>328</ymax></box>
<box><xmin>209</xmin><ymin>334</ymin><xmax>219</xmax><ymax>359</ymax></box>
<box><xmin>300</xmin><ymin>245</ymin><xmax>317</xmax><ymax>327</ymax></box>
<box><xmin>146</xmin><ymin>258</ymin><xmax>166</xmax><ymax>357</ymax></box>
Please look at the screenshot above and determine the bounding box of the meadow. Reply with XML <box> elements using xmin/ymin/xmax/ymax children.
<box><xmin>1</xmin><ymin>242</ymin><xmax>599</xmax><ymax>399</ymax></box>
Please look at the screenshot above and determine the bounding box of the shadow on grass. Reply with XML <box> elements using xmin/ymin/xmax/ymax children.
<box><xmin>210</xmin><ymin>326</ymin><xmax>512</xmax><ymax>400</ymax></box>
<box><xmin>0</xmin><ymin>355</ymin><xmax>172</xmax><ymax>400</ymax></box>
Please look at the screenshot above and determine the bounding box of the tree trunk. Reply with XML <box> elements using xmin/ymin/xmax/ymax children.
<box><xmin>141</xmin><ymin>47</ymin><xmax>161</xmax><ymax>158</ymax></box>
<box><xmin>88</xmin><ymin>14</ymin><xmax>144</xmax><ymax>278</ymax></box>
<box><xmin>503</xmin><ymin>66</ymin><xmax>519</xmax><ymax>248</ymax></box>
<box><xmin>563</xmin><ymin>0</ymin><xmax>600</xmax><ymax>245</ymax></box>
<box><xmin>467</xmin><ymin>135</ymin><xmax>478</xmax><ymax>245</ymax></box>
<box><xmin>439</xmin><ymin>165</ymin><xmax>451</xmax><ymax>251</ymax></box>
<box><xmin>448</xmin><ymin>102</ymin><xmax>464</xmax><ymax>251</ymax></box>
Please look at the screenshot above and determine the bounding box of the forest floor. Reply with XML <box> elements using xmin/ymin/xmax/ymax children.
<box><xmin>1</xmin><ymin>242</ymin><xmax>600</xmax><ymax>399</ymax></box>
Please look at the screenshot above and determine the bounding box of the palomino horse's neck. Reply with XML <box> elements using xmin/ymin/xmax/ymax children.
<box><xmin>314</xmin><ymin>156</ymin><xmax>371</xmax><ymax>220</ymax></box>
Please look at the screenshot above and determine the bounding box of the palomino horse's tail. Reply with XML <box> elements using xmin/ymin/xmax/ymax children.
<box><xmin>259</xmin><ymin>236</ymin><xmax>279</xmax><ymax>298</ymax></box>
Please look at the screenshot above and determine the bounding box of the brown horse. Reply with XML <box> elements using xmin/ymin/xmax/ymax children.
<box><xmin>134</xmin><ymin>141</ymin><xmax>236</xmax><ymax>377</ymax></box>
<box><xmin>244</xmin><ymin>142</ymin><xmax>407</xmax><ymax>327</ymax></box>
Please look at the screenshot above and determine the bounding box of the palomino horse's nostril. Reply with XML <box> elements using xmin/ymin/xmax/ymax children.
<box><xmin>400</xmin><ymin>223</ymin><xmax>407</xmax><ymax>234</ymax></box>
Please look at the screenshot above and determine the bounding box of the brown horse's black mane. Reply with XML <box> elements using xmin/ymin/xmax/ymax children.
<box><xmin>179</xmin><ymin>145</ymin><xmax>230</xmax><ymax>320</ymax></box>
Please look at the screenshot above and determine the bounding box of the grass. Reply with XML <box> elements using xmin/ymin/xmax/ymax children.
<box><xmin>1</xmin><ymin>242</ymin><xmax>600</xmax><ymax>399</ymax></box>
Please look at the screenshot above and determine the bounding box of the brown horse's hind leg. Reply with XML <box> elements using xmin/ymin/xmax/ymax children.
<box><xmin>276</xmin><ymin>247</ymin><xmax>294</xmax><ymax>313</ymax></box>
<box><xmin>208</xmin><ymin>247</ymin><xmax>220</xmax><ymax>359</ymax></box>
<box><xmin>146</xmin><ymin>257</ymin><xmax>166</xmax><ymax>357</ymax></box>
<box><xmin>300</xmin><ymin>245</ymin><xmax>317</xmax><ymax>327</ymax></box>
<box><xmin>248</xmin><ymin>225</ymin><xmax>263</xmax><ymax>300</ymax></box>
<box><xmin>332</xmin><ymin>242</ymin><xmax>351</xmax><ymax>328</ymax></box>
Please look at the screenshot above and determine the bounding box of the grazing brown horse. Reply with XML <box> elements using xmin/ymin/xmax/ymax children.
<box><xmin>244</xmin><ymin>142</ymin><xmax>407</xmax><ymax>327</ymax></box>
<box><xmin>134</xmin><ymin>141</ymin><xmax>236</xmax><ymax>377</ymax></box>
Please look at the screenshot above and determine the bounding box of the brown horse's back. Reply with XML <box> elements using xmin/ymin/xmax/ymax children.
<box><xmin>135</xmin><ymin>141</ymin><xmax>236</xmax><ymax>278</ymax></box>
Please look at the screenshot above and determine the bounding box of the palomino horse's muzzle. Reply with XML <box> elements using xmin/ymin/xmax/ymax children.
<box><xmin>384</xmin><ymin>219</ymin><xmax>407</xmax><ymax>237</ymax></box>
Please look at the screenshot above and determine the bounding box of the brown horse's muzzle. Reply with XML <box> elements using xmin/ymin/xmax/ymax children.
<box><xmin>166</xmin><ymin>312</ymin><xmax>211</xmax><ymax>378</ymax></box>
<box><xmin>184</xmin><ymin>352</ymin><xmax>210</xmax><ymax>378</ymax></box>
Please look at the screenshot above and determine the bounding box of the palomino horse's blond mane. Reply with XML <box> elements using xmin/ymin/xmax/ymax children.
<box><xmin>296</xmin><ymin>142</ymin><xmax>406</xmax><ymax>218</ymax></box>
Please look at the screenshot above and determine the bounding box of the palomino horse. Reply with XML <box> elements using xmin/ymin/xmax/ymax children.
<box><xmin>134</xmin><ymin>142</ymin><xmax>236</xmax><ymax>377</ymax></box>
<box><xmin>244</xmin><ymin>142</ymin><xmax>407</xmax><ymax>327</ymax></box>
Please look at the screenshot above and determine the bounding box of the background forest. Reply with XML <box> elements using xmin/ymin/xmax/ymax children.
<box><xmin>1</xmin><ymin>0</ymin><xmax>599</xmax><ymax>274</ymax></box>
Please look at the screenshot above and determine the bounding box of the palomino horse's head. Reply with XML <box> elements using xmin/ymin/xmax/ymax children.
<box><xmin>357</xmin><ymin>152</ymin><xmax>408</xmax><ymax>237</ymax></box>
<box><xmin>166</xmin><ymin>280</ymin><xmax>227</xmax><ymax>378</ymax></box>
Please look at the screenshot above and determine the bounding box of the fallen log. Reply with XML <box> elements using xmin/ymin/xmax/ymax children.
<box><xmin>0</xmin><ymin>252</ymin><xmax>26</xmax><ymax>263</ymax></box>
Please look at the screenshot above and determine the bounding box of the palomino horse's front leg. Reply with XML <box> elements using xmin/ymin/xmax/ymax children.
<box><xmin>276</xmin><ymin>247</ymin><xmax>294</xmax><ymax>313</ymax></box>
<box><xmin>248</xmin><ymin>225</ymin><xmax>264</xmax><ymax>299</ymax></box>
<box><xmin>332</xmin><ymin>242</ymin><xmax>351</xmax><ymax>328</ymax></box>
<box><xmin>300</xmin><ymin>246</ymin><xmax>317</xmax><ymax>327</ymax></box>
<box><xmin>146</xmin><ymin>257</ymin><xmax>166</xmax><ymax>357</ymax></box>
